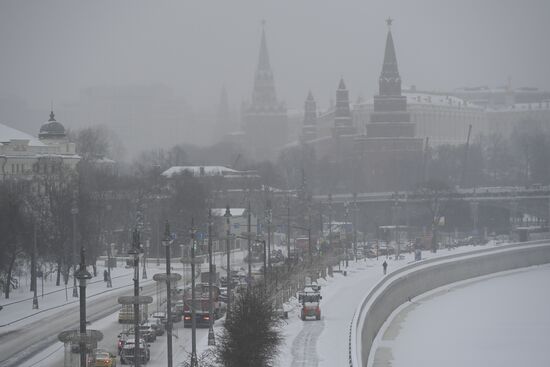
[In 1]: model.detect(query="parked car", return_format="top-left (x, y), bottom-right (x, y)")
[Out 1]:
top-left (127, 325), bottom-right (157, 343)
top-left (146, 318), bottom-right (165, 336)
top-left (120, 338), bottom-right (150, 365)
top-left (89, 349), bottom-right (117, 367)
top-left (150, 311), bottom-right (167, 325)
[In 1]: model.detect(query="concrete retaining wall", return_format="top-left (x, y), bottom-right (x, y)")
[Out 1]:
top-left (350, 241), bottom-right (550, 367)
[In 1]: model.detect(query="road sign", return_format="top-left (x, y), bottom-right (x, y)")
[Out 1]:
top-left (117, 295), bottom-right (153, 305)
top-left (152, 273), bottom-right (182, 282)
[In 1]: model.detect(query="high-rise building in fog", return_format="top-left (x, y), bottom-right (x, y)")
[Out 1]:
top-left (354, 19), bottom-right (424, 191)
top-left (242, 23), bottom-right (288, 160)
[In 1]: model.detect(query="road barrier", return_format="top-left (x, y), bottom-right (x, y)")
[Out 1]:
top-left (349, 240), bottom-right (550, 367)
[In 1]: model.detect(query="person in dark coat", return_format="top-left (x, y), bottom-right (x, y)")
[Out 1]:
top-left (103, 269), bottom-right (108, 282)
top-left (382, 260), bottom-right (388, 275)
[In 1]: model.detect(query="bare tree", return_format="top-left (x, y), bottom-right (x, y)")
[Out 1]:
top-left (416, 179), bottom-right (454, 253)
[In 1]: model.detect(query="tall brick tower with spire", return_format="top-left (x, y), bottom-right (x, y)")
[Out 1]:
top-left (355, 18), bottom-right (424, 191)
top-left (301, 91), bottom-right (317, 142)
top-left (243, 22), bottom-right (287, 160)
top-left (333, 78), bottom-right (356, 137)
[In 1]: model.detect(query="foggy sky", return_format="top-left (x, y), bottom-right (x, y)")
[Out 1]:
top-left (1, 0), bottom-right (549, 111)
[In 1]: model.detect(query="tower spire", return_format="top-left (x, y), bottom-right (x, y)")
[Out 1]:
top-left (379, 17), bottom-right (401, 96)
top-left (257, 20), bottom-right (270, 71)
top-left (251, 20), bottom-right (278, 108)
top-left (49, 100), bottom-right (55, 121)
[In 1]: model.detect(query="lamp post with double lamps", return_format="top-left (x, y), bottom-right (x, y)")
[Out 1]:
top-left (207, 208), bottom-right (215, 346)
top-left (189, 219), bottom-right (198, 367)
top-left (75, 247), bottom-right (92, 367)
top-left (71, 198), bottom-right (79, 298)
top-left (128, 229), bottom-right (142, 367)
top-left (105, 204), bottom-right (113, 288)
top-left (224, 206), bottom-right (232, 320)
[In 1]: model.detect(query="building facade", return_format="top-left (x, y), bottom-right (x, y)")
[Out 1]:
top-left (0, 111), bottom-right (79, 181)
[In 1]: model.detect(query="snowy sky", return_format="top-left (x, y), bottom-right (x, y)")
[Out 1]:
top-left (1, 0), bottom-right (549, 110)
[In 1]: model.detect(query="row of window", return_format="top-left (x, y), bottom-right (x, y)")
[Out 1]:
top-left (9, 162), bottom-right (59, 174)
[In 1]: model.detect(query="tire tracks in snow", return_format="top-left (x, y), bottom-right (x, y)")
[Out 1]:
top-left (290, 319), bottom-right (325, 367)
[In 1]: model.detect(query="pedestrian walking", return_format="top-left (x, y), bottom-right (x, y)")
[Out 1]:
top-left (103, 269), bottom-right (108, 282)
top-left (382, 260), bottom-right (388, 275)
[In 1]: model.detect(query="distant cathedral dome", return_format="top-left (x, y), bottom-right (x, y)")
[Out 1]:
top-left (39, 110), bottom-right (66, 139)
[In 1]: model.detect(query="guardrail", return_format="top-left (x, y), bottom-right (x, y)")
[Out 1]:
top-left (349, 240), bottom-right (550, 367)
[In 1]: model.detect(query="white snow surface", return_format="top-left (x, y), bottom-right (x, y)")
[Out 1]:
top-left (373, 264), bottom-right (550, 367)
top-left (162, 165), bottom-right (237, 178)
top-left (0, 122), bottom-right (45, 146)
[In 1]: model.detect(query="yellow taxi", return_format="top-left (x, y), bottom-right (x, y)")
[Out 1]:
top-left (91, 349), bottom-right (117, 367)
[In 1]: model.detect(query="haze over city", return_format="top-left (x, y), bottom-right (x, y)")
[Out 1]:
top-left (1, 2), bottom-right (550, 367)
top-left (1, 0), bottom-right (550, 155)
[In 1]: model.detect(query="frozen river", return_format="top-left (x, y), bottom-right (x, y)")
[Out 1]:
top-left (373, 264), bottom-right (550, 367)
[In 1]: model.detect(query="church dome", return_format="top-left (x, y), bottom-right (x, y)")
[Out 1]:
top-left (39, 111), bottom-right (66, 139)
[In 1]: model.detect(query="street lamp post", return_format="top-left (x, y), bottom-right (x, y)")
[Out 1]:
top-left (71, 199), bottom-right (79, 298)
top-left (162, 222), bottom-right (173, 367)
top-left (224, 205), bottom-right (232, 320)
top-left (129, 229), bottom-right (142, 367)
top-left (247, 201), bottom-right (252, 282)
top-left (328, 193), bottom-right (333, 250)
top-left (207, 209), bottom-right (215, 346)
top-left (106, 204), bottom-right (112, 288)
top-left (76, 247), bottom-right (92, 367)
top-left (287, 194), bottom-right (291, 268)
top-left (265, 199), bottom-right (272, 271)
top-left (353, 193), bottom-right (358, 263)
top-left (261, 237), bottom-right (267, 283)
top-left (32, 221), bottom-right (38, 309)
top-left (344, 202), bottom-right (350, 268)
top-left (190, 219), bottom-right (198, 367)
top-left (142, 240), bottom-right (148, 279)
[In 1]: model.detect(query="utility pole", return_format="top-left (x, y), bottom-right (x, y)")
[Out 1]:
top-left (224, 205), bottom-right (232, 320)
top-left (207, 209), bottom-right (215, 346)
top-left (190, 219), bottom-right (198, 367)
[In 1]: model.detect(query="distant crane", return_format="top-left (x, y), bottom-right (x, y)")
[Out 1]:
top-left (232, 153), bottom-right (241, 170)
